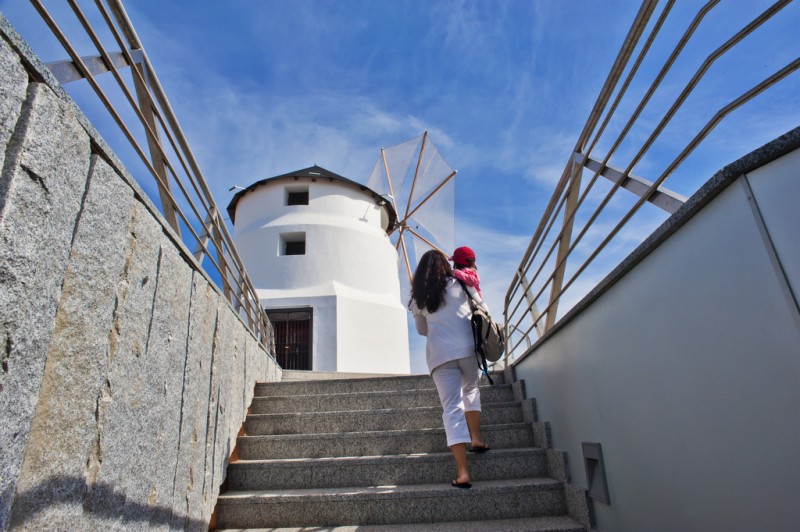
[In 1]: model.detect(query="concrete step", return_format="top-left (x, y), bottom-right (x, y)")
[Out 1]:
top-left (227, 448), bottom-right (549, 491)
top-left (280, 370), bottom-right (409, 381)
top-left (215, 477), bottom-right (567, 529)
top-left (256, 375), bottom-right (434, 396)
top-left (245, 402), bottom-right (523, 436)
top-left (256, 373), bottom-right (506, 396)
top-left (237, 423), bottom-right (534, 460)
top-left (250, 384), bottom-right (515, 414)
top-left (216, 515), bottom-right (586, 531)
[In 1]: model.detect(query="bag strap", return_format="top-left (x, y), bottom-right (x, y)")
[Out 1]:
top-left (457, 277), bottom-right (478, 307)
top-left (456, 278), bottom-right (493, 385)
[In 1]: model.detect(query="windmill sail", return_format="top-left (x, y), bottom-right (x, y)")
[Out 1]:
top-left (367, 132), bottom-right (456, 299)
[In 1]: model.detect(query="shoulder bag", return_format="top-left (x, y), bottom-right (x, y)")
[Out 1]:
top-left (457, 280), bottom-right (506, 382)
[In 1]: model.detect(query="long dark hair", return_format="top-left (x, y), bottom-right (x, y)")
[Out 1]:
top-left (410, 250), bottom-right (452, 313)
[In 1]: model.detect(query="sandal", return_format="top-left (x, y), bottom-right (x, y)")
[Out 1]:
top-left (451, 479), bottom-right (472, 489)
top-left (469, 444), bottom-right (490, 453)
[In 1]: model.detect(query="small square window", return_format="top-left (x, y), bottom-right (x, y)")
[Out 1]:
top-left (286, 188), bottom-right (309, 206)
top-left (285, 241), bottom-right (305, 255)
top-left (279, 232), bottom-right (306, 256)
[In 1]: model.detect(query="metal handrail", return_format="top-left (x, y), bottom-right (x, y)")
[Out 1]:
top-left (490, 322), bottom-right (532, 371)
top-left (26, 0), bottom-right (273, 349)
top-left (503, 0), bottom-right (799, 363)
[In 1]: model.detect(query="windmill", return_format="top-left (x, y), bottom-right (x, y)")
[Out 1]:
top-left (367, 132), bottom-right (457, 294)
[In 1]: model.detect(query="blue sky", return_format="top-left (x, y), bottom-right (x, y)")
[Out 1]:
top-left (3, 1), bottom-right (798, 373)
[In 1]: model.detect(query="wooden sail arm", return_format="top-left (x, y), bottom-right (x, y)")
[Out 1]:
top-left (405, 226), bottom-right (448, 256)
top-left (398, 231), bottom-right (414, 284)
top-left (402, 131), bottom-right (428, 221)
top-left (397, 169), bottom-right (457, 226)
top-left (382, 146), bottom-right (402, 235)
top-left (394, 225), bottom-right (405, 252)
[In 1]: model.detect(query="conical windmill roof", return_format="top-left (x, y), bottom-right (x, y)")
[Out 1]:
top-left (226, 165), bottom-right (397, 231)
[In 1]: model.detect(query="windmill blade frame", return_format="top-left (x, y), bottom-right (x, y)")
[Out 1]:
top-left (369, 131), bottom-right (457, 288)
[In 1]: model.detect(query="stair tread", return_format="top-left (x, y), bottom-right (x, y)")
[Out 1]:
top-left (230, 447), bottom-right (545, 468)
top-left (257, 374), bottom-right (433, 387)
top-left (253, 374), bottom-right (506, 397)
top-left (247, 401), bottom-right (520, 418)
top-left (216, 515), bottom-right (585, 532)
top-left (240, 422), bottom-right (531, 441)
top-left (258, 372), bottom-right (504, 386)
top-left (253, 383), bottom-right (507, 399)
top-left (279, 370), bottom-right (412, 381)
top-left (218, 477), bottom-right (562, 502)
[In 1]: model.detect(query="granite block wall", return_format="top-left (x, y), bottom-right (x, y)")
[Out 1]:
top-left (0, 15), bottom-right (281, 531)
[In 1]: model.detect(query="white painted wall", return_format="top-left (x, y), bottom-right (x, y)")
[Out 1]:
top-left (233, 178), bottom-right (410, 374)
top-left (335, 286), bottom-right (411, 374)
top-left (747, 148), bottom-right (800, 302)
top-left (513, 149), bottom-right (800, 531)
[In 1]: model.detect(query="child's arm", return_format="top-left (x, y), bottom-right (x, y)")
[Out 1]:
top-left (467, 285), bottom-right (490, 314)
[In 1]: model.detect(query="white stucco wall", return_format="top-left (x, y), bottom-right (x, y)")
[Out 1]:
top-left (232, 177), bottom-right (410, 374)
top-left (513, 147), bottom-right (800, 531)
top-left (335, 285), bottom-right (411, 374)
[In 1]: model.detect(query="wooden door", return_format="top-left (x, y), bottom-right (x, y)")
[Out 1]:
top-left (267, 309), bottom-right (312, 370)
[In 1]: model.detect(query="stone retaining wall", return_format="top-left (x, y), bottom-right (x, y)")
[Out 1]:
top-left (0, 15), bottom-right (281, 531)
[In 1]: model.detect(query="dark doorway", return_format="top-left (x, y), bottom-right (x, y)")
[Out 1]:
top-left (267, 309), bottom-right (312, 370)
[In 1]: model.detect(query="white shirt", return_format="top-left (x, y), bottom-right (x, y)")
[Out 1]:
top-left (408, 277), bottom-right (489, 373)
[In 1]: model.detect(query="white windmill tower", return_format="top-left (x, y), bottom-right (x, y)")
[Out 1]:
top-left (367, 132), bottom-right (458, 293)
top-left (227, 165), bottom-right (410, 375)
top-left (226, 135), bottom-right (454, 375)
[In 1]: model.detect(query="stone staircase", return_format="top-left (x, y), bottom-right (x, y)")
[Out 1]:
top-left (214, 369), bottom-right (593, 530)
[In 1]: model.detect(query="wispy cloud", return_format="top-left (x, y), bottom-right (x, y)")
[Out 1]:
top-left (428, 1), bottom-right (514, 63)
top-left (163, 81), bottom-right (451, 202)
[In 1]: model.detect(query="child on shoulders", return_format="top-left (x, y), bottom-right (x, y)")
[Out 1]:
top-left (450, 246), bottom-right (482, 297)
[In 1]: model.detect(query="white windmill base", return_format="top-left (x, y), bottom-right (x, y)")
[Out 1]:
top-left (262, 289), bottom-right (411, 375)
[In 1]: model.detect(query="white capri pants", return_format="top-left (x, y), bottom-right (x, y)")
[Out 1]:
top-left (431, 354), bottom-right (482, 447)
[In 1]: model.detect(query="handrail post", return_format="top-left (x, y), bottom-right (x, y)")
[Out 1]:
top-left (131, 61), bottom-right (181, 235)
top-left (516, 269), bottom-right (545, 338)
top-left (545, 158), bottom-right (582, 330)
top-left (210, 210), bottom-right (233, 303)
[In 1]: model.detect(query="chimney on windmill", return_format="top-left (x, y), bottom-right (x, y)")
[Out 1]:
top-left (227, 165), bottom-right (411, 374)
